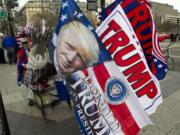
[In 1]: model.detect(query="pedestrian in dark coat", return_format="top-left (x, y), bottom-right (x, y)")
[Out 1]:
top-left (2, 35), bottom-right (17, 64)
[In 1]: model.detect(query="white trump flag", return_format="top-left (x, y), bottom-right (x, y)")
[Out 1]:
top-left (96, 5), bottom-right (162, 115)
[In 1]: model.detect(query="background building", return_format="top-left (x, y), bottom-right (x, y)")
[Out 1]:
top-left (19, 0), bottom-right (180, 33)
top-left (20, 0), bottom-right (89, 23)
top-left (20, 0), bottom-right (104, 30)
top-left (151, 2), bottom-right (180, 32)
top-left (20, 0), bottom-right (60, 24)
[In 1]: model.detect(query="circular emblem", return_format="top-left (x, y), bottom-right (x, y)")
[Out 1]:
top-left (105, 77), bottom-right (129, 105)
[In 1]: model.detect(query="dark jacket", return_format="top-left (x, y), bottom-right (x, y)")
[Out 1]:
top-left (2, 36), bottom-right (17, 48)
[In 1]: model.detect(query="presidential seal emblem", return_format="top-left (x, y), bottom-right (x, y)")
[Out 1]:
top-left (105, 77), bottom-right (129, 105)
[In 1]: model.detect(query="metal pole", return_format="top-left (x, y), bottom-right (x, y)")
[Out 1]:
top-left (7, 7), bottom-right (14, 36)
top-left (41, 0), bottom-right (44, 18)
top-left (101, 0), bottom-right (105, 10)
top-left (0, 0), bottom-right (3, 7)
top-left (41, 0), bottom-right (45, 35)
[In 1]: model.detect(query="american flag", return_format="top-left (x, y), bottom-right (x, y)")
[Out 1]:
top-left (99, 0), bottom-right (168, 80)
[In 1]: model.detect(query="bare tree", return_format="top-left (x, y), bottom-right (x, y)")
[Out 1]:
top-left (30, 10), bottom-right (57, 34)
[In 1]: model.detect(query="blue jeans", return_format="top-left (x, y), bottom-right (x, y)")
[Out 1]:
top-left (7, 47), bottom-right (16, 64)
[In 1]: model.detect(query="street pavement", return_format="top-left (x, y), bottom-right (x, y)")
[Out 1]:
top-left (139, 71), bottom-right (180, 135)
top-left (161, 40), bottom-right (180, 72)
top-left (0, 64), bottom-right (80, 135)
top-left (0, 40), bottom-right (180, 135)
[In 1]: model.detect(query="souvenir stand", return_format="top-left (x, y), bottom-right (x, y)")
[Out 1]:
top-left (23, 33), bottom-right (59, 119)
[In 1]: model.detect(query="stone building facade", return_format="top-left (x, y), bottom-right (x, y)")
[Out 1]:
top-left (20, 0), bottom-right (88, 25)
top-left (20, 0), bottom-right (60, 24)
top-left (151, 2), bottom-right (180, 25)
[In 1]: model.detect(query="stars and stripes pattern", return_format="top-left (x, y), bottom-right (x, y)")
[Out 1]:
top-left (99, 0), bottom-right (168, 80)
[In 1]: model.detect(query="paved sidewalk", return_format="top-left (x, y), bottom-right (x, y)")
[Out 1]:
top-left (139, 89), bottom-right (180, 135)
top-left (0, 64), bottom-right (74, 122)
top-left (6, 111), bottom-right (80, 135)
top-left (139, 71), bottom-right (180, 135)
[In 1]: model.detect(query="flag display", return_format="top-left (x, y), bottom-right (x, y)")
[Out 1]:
top-left (96, 5), bottom-right (162, 115)
top-left (55, 78), bottom-right (70, 101)
top-left (48, 0), bottom-right (111, 75)
top-left (70, 62), bottom-right (152, 135)
top-left (48, 0), bottom-right (111, 101)
top-left (48, 0), bottom-right (154, 134)
top-left (99, 0), bottom-right (168, 80)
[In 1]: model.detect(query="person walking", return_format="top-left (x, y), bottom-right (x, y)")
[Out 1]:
top-left (2, 34), bottom-right (17, 64)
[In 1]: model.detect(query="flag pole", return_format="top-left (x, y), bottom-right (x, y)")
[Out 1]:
top-left (101, 0), bottom-right (105, 10)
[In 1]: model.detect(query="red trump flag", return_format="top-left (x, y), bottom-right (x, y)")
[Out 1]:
top-left (96, 4), bottom-right (162, 115)
top-left (99, 0), bottom-right (168, 81)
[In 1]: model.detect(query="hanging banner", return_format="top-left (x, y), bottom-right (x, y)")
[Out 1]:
top-left (96, 4), bottom-right (162, 115)
top-left (99, 0), bottom-right (168, 80)
top-left (48, 0), bottom-right (111, 75)
top-left (70, 62), bottom-right (152, 135)
top-left (48, 0), bottom-right (153, 134)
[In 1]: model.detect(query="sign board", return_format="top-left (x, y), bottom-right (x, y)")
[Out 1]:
top-left (0, 8), bottom-right (7, 18)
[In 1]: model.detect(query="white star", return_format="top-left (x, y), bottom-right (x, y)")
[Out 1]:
top-left (73, 11), bottom-right (78, 16)
top-left (62, 1), bottom-right (68, 9)
top-left (153, 58), bottom-right (158, 62)
top-left (88, 25), bottom-right (93, 31)
top-left (77, 13), bottom-right (83, 19)
top-left (60, 14), bottom-right (68, 22)
top-left (158, 64), bottom-right (163, 68)
top-left (165, 68), bottom-right (168, 72)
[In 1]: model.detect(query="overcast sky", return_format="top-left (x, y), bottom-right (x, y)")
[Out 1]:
top-left (18, 0), bottom-right (28, 9)
top-left (18, 0), bottom-right (180, 12)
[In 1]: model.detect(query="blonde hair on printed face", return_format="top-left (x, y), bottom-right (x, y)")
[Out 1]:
top-left (57, 21), bottom-right (99, 66)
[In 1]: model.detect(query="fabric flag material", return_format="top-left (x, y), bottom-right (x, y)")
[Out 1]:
top-left (55, 80), bottom-right (70, 101)
top-left (17, 47), bottom-right (28, 86)
top-left (49, 0), bottom-right (153, 134)
top-left (99, 0), bottom-right (168, 80)
top-left (96, 5), bottom-right (162, 115)
top-left (70, 62), bottom-right (152, 135)
top-left (48, 0), bottom-right (111, 101)
top-left (48, 0), bottom-right (111, 71)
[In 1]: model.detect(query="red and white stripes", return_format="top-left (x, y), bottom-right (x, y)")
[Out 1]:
top-left (82, 61), bottom-right (152, 135)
